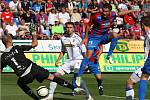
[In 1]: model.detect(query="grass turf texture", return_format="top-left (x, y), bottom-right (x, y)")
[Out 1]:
top-left (1, 73), bottom-right (150, 100)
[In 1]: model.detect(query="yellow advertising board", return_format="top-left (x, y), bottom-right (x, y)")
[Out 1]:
top-left (99, 53), bottom-right (145, 72)
top-left (103, 40), bottom-right (144, 53)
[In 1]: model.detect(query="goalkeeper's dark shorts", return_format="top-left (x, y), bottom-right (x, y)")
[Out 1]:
top-left (18, 63), bottom-right (49, 84)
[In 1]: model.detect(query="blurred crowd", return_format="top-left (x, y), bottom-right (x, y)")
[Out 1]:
top-left (0, 0), bottom-right (150, 40)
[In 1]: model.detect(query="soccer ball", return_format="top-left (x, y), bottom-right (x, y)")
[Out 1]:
top-left (37, 86), bottom-right (49, 98)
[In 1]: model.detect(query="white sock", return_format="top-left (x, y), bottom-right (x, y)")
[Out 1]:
top-left (49, 82), bottom-right (57, 94)
top-left (126, 89), bottom-right (134, 98)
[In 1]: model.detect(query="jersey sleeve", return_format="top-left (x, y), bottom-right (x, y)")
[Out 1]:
top-left (17, 45), bottom-right (33, 51)
top-left (0, 55), bottom-right (7, 70)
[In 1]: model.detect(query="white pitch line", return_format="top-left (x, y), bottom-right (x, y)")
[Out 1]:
top-left (102, 95), bottom-right (150, 100)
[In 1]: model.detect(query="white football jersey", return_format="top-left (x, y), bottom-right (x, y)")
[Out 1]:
top-left (133, 33), bottom-right (150, 80)
top-left (61, 33), bottom-right (86, 60)
top-left (144, 35), bottom-right (150, 60)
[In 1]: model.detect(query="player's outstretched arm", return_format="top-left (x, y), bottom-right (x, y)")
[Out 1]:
top-left (32, 34), bottom-right (38, 48)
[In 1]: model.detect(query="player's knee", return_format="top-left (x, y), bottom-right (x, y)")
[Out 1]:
top-left (96, 74), bottom-right (101, 80)
top-left (54, 72), bottom-right (62, 77)
top-left (126, 79), bottom-right (134, 86)
top-left (141, 74), bottom-right (149, 80)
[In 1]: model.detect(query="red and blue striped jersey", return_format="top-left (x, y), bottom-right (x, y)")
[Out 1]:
top-left (90, 12), bottom-right (117, 36)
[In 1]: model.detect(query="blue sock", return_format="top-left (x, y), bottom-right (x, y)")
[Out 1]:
top-left (78, 57), bottom-right (89, 76)
top-left (138, 80), bottom-right (147, 100)
top-left (72, 73), bottom-right (77, 92)
top-left (107, 37), bottom-right (118, 59)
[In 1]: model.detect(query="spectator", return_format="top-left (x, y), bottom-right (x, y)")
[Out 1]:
top-left (67, 0), bottom-right (74, 15)
top-left (19, 8), bottom-right (33, 24)
top-left (118, 0), bottom-right (128, 12)
top-left (58, 7), bottom-right (70, 26)
top-left (36, 9), bottom-right (48, 27)
top-left (34, 21), bottom-right (45, 39)
top-left (70, 7), bottom-right (81, 23)
top-left (130, 21), bottom-right (142, 40)
top-left (32, 0), bottom-right (43, 14)
top-left (1, 6), bottom-right (13, 24)
top-left (0, 0), bottom-right (9, 12)
top-left (51, 19), bottom-right (64, 37)
top-left (9, 0), bottom-right (18, 17)
top-left (18, 0), bottom-right (31, 12)
top-left (16, 19), bottom-right (30, 39)
top-left (47, 8), bottom-right (58, 25)
top-left (5, 21), bottom-right (18, 38)
top-left (123, 13), bottom-right (135, 35)
top-left (78, 0), bottom-right (88, 18)
top-left (44, 0), bottom-right (54, 14)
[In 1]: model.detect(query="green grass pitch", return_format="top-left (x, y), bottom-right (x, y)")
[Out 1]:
top-left (0, 73), bottom-right (150, 100)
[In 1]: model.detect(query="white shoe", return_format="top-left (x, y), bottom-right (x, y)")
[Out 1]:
top-left (41, 94), bottom-right (53, 100)
top-left (86, 95), bottom-right (94, 100)
top-left (74, 87), bottom-right (85, 95)
top-left (76, 77), bottom-right (81, 87)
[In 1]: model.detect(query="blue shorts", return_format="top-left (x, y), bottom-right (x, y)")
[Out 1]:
top-left (142, 56), bottom-right (150, 75)
top-left (88, 61), bottom-right (101, 75)
top-left (87, 34), bottom-right (109, 50)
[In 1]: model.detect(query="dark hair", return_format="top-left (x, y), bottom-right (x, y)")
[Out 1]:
top-left (65, 22), bottom-right (75, 27)
top-left (141, 16), bottom-right (150, 27)
top-left (2, 33), bottom-right (12, 46)
top-left (103, 3), bottom-right (112, 11)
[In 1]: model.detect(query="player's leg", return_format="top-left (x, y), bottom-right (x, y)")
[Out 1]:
top-left (78, 37), bottom-right (100, 76)
top-left (106, 33), bottom-right (119, 63)
top-left (125, 67), bottom-right (144, 100)
top-left (126, 75), bottom-right (136, 100)
top-left (76, 37), bottom-right (100, 86)
top-left (95, 74), bottom-right (103, 95)
top-left (47, 63), bottom-right (72, 99)
top-left (88, 61), bottom-right (103, 95)
top-left (47, 72), bottom-right (63, 100)
top-left (73, 60), bottom-right (92, 99)
top-left (138, 62), bottom-right (150, 99)
top-left (138, 57), bottom-right (150, 100)
top-left (138, 74), bottom-right (149, 100)
top-left (73, 69), bottom-right (92, 99)
top-left (17, 75), bottom-right (39, 100)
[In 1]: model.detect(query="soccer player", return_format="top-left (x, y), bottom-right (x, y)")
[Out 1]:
top-left (126, 32), bottom-right (150, 100)
top-left (47, 22), bottom-right (93, 100)
top-left (76, 3), bottom-right (136, 94)
top-left (138, 16), bottom-right (150, 100)
top-left (0, 32), bottom-right (72, 100)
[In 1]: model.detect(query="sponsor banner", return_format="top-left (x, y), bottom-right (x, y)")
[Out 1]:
top-left (3, 53), bottom-right (145, 72)
top-left (0, 40), bottom-right (62, 52)
top-left (99, 53), bottom-right (145, 72)
top-left (103, 40), bottom-right (144, 53)
top-left (3, 53), bottom-right (68, 72)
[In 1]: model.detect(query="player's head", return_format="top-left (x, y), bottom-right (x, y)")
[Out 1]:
top-left (65, 22), bottom-right (75, 36)
top-left (141, 16), bottom-right (150, 32)
top-left (102, 3), bottom-right (112, 17)
top-left (1, 31), bottom-right (13, 47)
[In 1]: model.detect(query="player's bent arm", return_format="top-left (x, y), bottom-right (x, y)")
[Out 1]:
top-left (32, 34), bottom-right (38, 47)
top-left (55, 51), bottom-right (65, 66)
